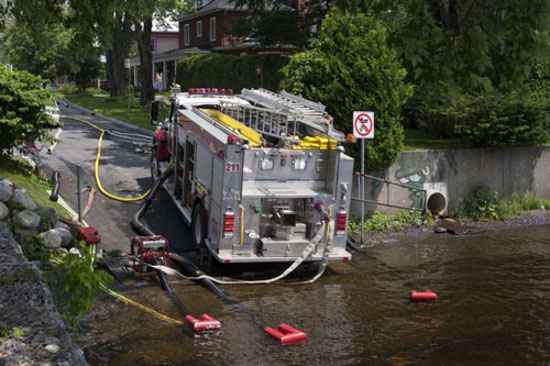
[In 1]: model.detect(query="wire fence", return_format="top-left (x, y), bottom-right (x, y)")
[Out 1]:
top-left (351, 172), bottom-right (428, 244)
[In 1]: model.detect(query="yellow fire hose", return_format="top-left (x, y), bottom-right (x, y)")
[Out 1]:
top-left (63, 117), bottom-right (150, 202)
top-left (100, 284), bottom-right (184, 326)
top-left (60, 117), bottom-right (187, 324)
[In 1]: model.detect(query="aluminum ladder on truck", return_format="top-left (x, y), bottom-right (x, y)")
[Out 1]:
top-left (219, 102), bottom-right (299, 141)
top-left (240, 88), bottom-right (345, 142)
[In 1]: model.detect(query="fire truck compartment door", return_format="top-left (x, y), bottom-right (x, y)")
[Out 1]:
top-left (242, 182), bottom-right (319, 198)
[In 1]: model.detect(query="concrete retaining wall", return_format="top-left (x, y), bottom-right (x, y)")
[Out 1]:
top-left (351, 145), bottom-right (550, 216)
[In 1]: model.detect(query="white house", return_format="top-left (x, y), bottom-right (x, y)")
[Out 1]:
top-left (127, 19), bottom-right (187, 91)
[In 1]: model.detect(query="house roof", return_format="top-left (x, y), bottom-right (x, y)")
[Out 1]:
top-left (153, 18), bottom-right (179, 32)
top-left (198, 0), bottom-right (243, 11)
top-left (178, 0), bottom-right (247, 21)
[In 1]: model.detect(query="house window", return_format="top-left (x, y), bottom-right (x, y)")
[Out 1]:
top-left (150, 39), bottom-right (157, 51)
top-left (184, 23), bottom-right (190, 46)
top-left (196, 20), bottom-right (202, 38)
top-left (209, 17), bottom-right (216, 42)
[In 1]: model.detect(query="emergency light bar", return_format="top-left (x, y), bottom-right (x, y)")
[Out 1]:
top-left (188, 88), bottom-right (234, 96)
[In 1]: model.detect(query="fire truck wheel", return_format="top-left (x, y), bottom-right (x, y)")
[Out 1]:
top-left (191, 202), bottom-right (208, 248)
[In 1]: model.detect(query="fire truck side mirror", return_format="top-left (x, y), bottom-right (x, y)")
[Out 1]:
top-left (151, 101), bottom-right (160, 125)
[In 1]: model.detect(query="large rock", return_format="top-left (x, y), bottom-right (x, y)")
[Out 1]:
top-left (0, 220), bottom-right (11, 233)
top-left (13, 210), bottom-right (41, 230)
top-left (9, 189), bottom-right (37, 211)
top-left (53, 227), bottom-right (74, 247)
top-left (0, 179), bottom-right (14, 202)
top-left (55, 221), bottom-right (71, 231)
top-left (37, 207), bottom-right (58, 231)
top-left (0, 201), bottom-right (9, 221)
top-left (38, 229), bottom-right (63, 249)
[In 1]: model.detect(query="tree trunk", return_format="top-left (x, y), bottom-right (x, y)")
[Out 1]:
top-left (137, 16), bottom-right (154, 105)
top-left (108, 45), bottom-right (128, 96)
top-left (106, 14), bottom-right (131, 97)
top-left (448, 0), bottom-right (460, 33)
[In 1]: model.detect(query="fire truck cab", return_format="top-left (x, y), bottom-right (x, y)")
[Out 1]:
top-left (151, 88), bottom-right (353, 264)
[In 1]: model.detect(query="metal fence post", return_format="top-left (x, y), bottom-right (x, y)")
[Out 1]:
top-left (76, 166), bottom-right (82, 223)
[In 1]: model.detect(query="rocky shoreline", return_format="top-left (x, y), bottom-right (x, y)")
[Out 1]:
top-left (0, 178), bottom-right (88, 366)
top-left (353, 209), bottom-right (550, 247)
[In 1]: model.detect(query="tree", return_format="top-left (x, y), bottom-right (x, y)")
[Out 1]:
top-left (233, 9), bottom-right (308, 48)
top-left (68, 0), bottom-right (133, 96)
top-left (331, 1), bottom-right (550, 121)
top-left (4, 22), bottom-right (73, 80)
top-left (231, 0), bottom-right (308, 48)
top-left (4, 0), bottom-right (101, 84)
top-left (282, 11), bottom-right (413, 171)
top-left (0, 65), bottom-right (59, 154)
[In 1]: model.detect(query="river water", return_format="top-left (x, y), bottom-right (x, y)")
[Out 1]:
top-left (81, 224), bottom-right (550, 365)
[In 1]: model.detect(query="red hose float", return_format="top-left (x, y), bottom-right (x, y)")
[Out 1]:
top-left (264, 323), bottom-right (307, 345)
top-left (410, 290), bottom-right (438, 303)
top-left (185, 314), bottom-right (222, 332)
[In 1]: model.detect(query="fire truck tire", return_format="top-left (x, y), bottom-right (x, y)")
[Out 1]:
top-left (191, 202), bottom-right (208, 249)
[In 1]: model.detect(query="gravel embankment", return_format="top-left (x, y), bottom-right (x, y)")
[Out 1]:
top-left (0, 229), bottom-right (88, 365)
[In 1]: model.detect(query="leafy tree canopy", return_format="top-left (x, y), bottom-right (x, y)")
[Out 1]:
top-left (232, 9), bottom-right (308, 48)
top-left (0, 65), bottom-right (59, 154)
top-left (283, 10), bottom-right (413, 171)
top-left (334, 0), bottom-right (550, 94)
top-left (5, 22), bottom-right (74, 80)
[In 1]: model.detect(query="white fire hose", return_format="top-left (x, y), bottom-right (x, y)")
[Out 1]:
top-left (135, 218), bottom-right (333, 285)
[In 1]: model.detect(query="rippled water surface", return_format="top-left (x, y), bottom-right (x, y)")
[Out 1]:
top-left (81, 225), bottom-right (550, 365)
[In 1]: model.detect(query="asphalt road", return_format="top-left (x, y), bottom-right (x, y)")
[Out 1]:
top-left (41, 105), bottom-right (193, 254)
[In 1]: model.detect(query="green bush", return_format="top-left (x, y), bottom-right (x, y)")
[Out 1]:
top-left (461, 185), bottom-right (499, 221)
top-left (282, 11), bottom-right (413, 172)
top-left (413, 84), bottom-right (550, 146)
top-left (349, 210), bottom-right (428, 233)
top-left (454, 92), bottom-right (549, 146)
top-left (0, 65), bottom-right (59, 155)
top-left (460, 186), bottom-right (549, 221)
top-left (47, 245), bottom-right (112, 327)
top-left (20, 236), bottom-right (49, 262)
top-left (176, 54), bottom-right (289, 92)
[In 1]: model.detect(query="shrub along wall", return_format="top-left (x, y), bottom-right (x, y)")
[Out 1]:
top-left (176, 53), bottom-right (289, 92)
top-left (416, 90), bottom-right (550, 146)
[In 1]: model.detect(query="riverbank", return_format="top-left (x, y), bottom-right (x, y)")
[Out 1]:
top-left (0, 229), bottom-right (88, 365)
top-left (352, 208), bottom-right (550, 248)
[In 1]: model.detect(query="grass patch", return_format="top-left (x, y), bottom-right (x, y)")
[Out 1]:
top-left (66, 89), bottom-right (151, 130)
top-left (0, 157), bottom-right (70, 219)
top-left (404, 128), bottom-right (468, 151)
top-left (349, 210), bottom-right (431, 234)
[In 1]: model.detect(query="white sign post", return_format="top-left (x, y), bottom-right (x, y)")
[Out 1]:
top-left (353, 112), bottom-right (375, 244)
